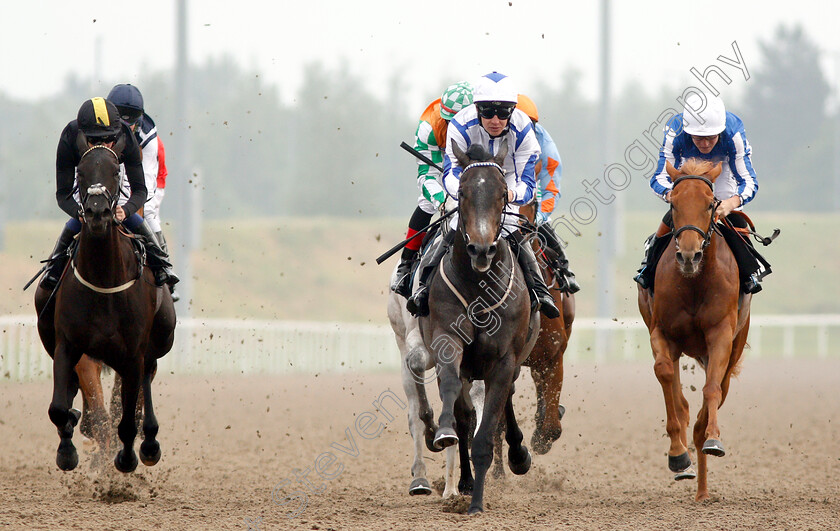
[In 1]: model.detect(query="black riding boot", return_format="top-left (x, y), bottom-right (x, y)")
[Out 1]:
top-left (509, 231), bottom-right (561, 319)
top-left (391, 248), bottom-right (418, 299)
top-left (537, 223), bottom-right (580, 294)
top-left (406, 230), bottom-right (455, 317)
top-left (39, 225), bottom-right (77, 291)
top-left (131, 221), bottom-right (179, 287)
top-left (155, 230), bottom-right (181, 301)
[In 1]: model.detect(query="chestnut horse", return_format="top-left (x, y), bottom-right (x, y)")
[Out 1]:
top-left (34, 133), bottom-right (175, 472)
top-left (419, 141), bottom-right (540, 514)
top-left (484, 203), bottom-right (576, 478)
top-left (638, 158), bottom-right (751, 501)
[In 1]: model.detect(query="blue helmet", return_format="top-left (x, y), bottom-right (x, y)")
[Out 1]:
top-left (107, 84), bottom-right (144, 124)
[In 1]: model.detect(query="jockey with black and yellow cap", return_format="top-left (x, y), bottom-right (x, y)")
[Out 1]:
top-left (39, 97), bottom-right (179, 292)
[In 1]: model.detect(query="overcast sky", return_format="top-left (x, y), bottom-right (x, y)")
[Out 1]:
top-left (2, 0), bottom-right (839, 111)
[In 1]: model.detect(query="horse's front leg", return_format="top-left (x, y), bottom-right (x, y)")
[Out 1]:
top-left (114, 358), bottom-right (142, 473)
top-left (468, 355), bottom-right (516, 515)
top-left (431, 331), bottom-right (463, 450)
top-left (139, 359), bottom-right (161, 467)
top-left (49, 341), bottom-right (83, 471)
top-left (700, 320), bottom-right (737, 455)
top-left (650, 328), bottom-right (694, 479)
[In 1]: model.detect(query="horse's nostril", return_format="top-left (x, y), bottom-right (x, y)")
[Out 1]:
top-left (693, 251), bottom-right (703, 263)
top-left (466, 243), bottom-right (478, 256)
top-left (675, 252), bottom-right (685, 265)
top-left (488, 243), bottom-right (497, 257)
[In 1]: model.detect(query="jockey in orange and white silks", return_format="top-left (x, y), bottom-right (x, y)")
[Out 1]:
top-left (406, 72), bottom-right (561, 319)
top-left (514, 94), bottom-right (579, 294)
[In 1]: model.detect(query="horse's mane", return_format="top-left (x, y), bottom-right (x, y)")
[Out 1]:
top-left (678, 158), bottom-right (717, 178)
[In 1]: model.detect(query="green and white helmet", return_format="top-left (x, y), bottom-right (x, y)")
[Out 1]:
top-left (440, 81), bottom-right (473, 121)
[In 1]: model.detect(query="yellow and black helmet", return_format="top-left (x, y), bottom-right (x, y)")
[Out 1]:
top-left (77, 97), bottom-right (121, 138)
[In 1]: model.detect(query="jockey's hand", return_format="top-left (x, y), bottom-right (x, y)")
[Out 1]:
top-left (536, 211), bottom-right (550, 225)
top-left (664, 191), bottom-right (672, 203)
top-left (715, 195), bottom-right (742, 219)
top-left (507, 189), bottom-right (515, 203)
top-left (115, 205), bottom-right (126, 222)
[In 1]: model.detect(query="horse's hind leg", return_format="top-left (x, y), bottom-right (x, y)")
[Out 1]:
top-left (114, 360), bottom-right (141, 473)
top-left (75, 356), bottom-right (110, 462)
top-left (139, 360), bottom-right (161, 466)
top-left (48, 342), bottom-right (83, 471)
top-left (530, 352), bottom-right (565, 455)
top-left (401, 347), bottom-right (433, 496)
top-left (503, 388), bottom-right (532, 475)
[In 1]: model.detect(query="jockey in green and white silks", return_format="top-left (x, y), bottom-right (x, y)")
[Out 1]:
top-left (390, 82), bottom-right (473, 299)
top-left (406, 72), bottom-right (561, 319)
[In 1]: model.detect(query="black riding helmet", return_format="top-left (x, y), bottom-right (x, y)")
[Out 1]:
top-left (107, 84), bottom-right (144, 125)
top-left (77, 97), bottom-right (122, 140)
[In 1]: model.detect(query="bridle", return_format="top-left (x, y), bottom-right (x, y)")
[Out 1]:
top-left (457, 161), bottom-right (508, 246)
top-left (670, 175), bottom-right (720, 251)
top-left (78, 145), bottom-right (120, 219)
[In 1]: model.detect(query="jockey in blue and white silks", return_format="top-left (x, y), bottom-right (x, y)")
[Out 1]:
top-left (635, 93), bottom-right (767, 295)
top-left (649, 102), bottom-right (758, 206)
top-left (442, 103), bottom-right (540, 236)
top-left (406, 71), bottom-right (561, 319)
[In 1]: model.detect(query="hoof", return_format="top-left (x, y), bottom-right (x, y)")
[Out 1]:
top-left (557, 403), bottom-right (566, 421)
top-left (702, 439), bottom-right (725, 457)
top-left (674, 466), bottom-right (697, 481)
top-left (458, 477), bottom-right (474, 496)
top-left (425, 428), bottom-right (443, 453)
top-left (433, 428), bottom-right (458, 450)
top-left (408, 477), bottom-right (432, 496)
top-left (668, 452), bottom-right (692, 472)
top-left (56, 440), bottom-right (78, 471)
top-left (467, 504), bottom-right (484, 515)
top-left (139, 440), bottom-right (161, 466)
top-left (114, 448), bottom-right (138, 473)
top-left (509, 446), bottom-right (532, 475)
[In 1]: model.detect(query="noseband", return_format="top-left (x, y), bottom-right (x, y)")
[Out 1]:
top-left (78, 145), bottom-right (120, 217)
top-left (458, 161), bottom-right (508, 245)
top-left (670, 175), bottom-right (720, 250)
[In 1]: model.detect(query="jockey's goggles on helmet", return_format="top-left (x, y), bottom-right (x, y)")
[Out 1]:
top-left (476, 102), bottom-right (516, 120)
top-left (91, 134), bottom-right (119, 145)
top-left (119, 108), bottom-right (143, 127)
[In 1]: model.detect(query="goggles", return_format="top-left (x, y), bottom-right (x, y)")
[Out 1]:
top-left (476, 103), bottom-right (515, 120)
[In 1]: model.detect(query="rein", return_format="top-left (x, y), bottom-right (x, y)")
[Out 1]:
top-left (670, 175), bottom-right (720, 250)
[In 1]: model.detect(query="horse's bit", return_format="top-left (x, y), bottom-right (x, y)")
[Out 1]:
top-left (670, 175), bottom-right (721, 250)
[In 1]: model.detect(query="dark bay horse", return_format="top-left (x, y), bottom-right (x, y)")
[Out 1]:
top-left (34, 133), bottom-right (175, 472)
top-left (638, 158), bottom-right (751, 501)
top-left (419, 141), bottom-right (540, 514)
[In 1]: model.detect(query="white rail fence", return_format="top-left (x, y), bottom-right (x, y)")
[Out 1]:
top-left (2, 314), bottom-right (838, 382)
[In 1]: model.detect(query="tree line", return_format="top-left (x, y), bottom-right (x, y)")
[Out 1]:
top-left (0, 24), bottom-right (834, 224)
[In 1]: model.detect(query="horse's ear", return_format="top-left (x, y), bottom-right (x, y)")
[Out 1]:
top-left (493, 140), bottom-right (509, 167)
top-left (665, 160), bottom-right (680, 180)
top-left (451, 140), bottom-right (470, 167)
top-left (75, 131), bottom-right (89, 155)
top-left (708, 161), bottom-right (723, 182)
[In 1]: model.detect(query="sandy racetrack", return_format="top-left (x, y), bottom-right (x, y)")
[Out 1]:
top-left (1, 358), bottom-right (838, 530)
